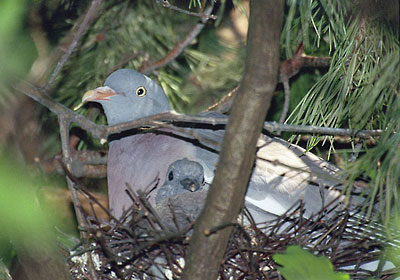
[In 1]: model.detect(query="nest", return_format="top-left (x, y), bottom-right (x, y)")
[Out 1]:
top-left (66, 189), bottom-right (399, 279)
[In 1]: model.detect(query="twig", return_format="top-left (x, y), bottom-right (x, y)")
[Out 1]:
top-left (156, 0), bottom-right (217, 20)
top-left (205, 85), bottom-right (239, 113)
top-left (59, 116), bottom-right (101, 280)
top-left (39, 150), bottom-right (107, 178)
top-left (263, 122), bottom-right (383, 138)
top-left (106, 115), bottom-right (384, 139)
top-left (60, 160), bottom-right (116, 221)
top-left (139, 3), bottom-right (214, 74)
top-left (207, 43), bottom-right (331, 113)
top-left (105, 52), bottom-right (142, 82)
top-left (95, 231), bottom-right (126, 279)
top-left (18, 81), bottom-right (384, 142)
top-left (15, 81), bottom-right (108, 140)
top-left (44, 0), bottom-right (103, 91)
top-left (59, 117), bottom-right (86, 233)
top-left (279, 78), bottom-right (290, 124)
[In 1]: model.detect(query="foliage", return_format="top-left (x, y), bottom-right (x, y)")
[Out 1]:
top-left (1, 0), bottom-right (399, 275)
top-left (0, 153), bottom-right (64, 264)
top-left (273, 245), bottom-right (349, 280)
top-left (0, 0), bottom-right (36, 99)
top-left (343, 97), bottom-right (400, 223)
top-left (283, 0), bottom-right (399, 223)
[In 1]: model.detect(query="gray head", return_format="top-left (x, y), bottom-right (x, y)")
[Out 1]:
top-left (156, 158), bottom-right (205, 205)
top-left (76, 69), bottom-right (170, 125)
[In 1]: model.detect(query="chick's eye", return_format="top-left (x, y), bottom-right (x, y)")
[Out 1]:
top-left (168, 171), bottom-right (174, 181)
top-left (135, 86), bottom-right (147, 97)
top-left (201, 177), bottom-right (205, 185)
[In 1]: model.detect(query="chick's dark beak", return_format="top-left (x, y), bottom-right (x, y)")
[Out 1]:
top-left (181, 178), bottom-right (200, 192)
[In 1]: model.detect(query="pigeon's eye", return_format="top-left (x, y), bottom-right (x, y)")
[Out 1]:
top-left (168, 171), bottom-right (174, 181)
top-left (201, 176), bottom-right (205, 185)
top-left (135, 86), bottom-right (147, 97)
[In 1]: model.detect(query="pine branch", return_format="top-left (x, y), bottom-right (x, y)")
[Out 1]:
top-left (44, 0), bottom-right (103, 91)
top-left (139, 3), bottom-right (214, 74)
top-left (155, 0), bottom-right (217, 20)
top-left (207, 43), bottom-right (332, 114)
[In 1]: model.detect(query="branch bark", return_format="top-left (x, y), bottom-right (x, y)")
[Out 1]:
top-left (17, 81), bottom-right (383, 141)
top-left (181, 1), bottom-right (284, 279)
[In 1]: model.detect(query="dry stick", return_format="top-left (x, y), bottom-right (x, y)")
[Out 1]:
top-left (279, 78), bottom-right (291, 124)
top-left (209, 43), bottom-right (331, 114)
top-left (59, 117), bottom-right (100, 280)
top-left (59, 160), bottom-right (116, 221)
top-left (44, 0), bottom-right (103, 91)
top-left (95, 231), bottom-right (126, 279)
top-left (105, 52), bottom-right (142, 81)
top-left (205, 85), bottom-right (239, 113)
top-left (47, 0), bottom-right (104, 271)
top-left (59, 117), bottom-right (86, 229)
top-left (156, 0), bottom-right (217, 20)
top-left (18, 81), bottom-right (384, 142)
top-left (41, 151), bottom-right (107, 178)
top-left (139, 4), bottom-right (214, 74)
top-left (16, 81), bottom-right (108, 139)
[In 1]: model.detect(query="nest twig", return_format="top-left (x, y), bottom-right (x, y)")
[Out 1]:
top-left (66, 189), bottom-right (399, 280)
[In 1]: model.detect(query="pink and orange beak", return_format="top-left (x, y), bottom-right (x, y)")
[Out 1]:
top-left (74, 86), bottom-right (119, 110)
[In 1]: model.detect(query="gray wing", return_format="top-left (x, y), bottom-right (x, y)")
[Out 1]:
top-left (245, 136), bottom-right (344, 222)
top-left (183, 123), bottom-right (345, 222)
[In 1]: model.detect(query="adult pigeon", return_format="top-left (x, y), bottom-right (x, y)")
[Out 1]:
top-left (78, 69), bottom-right (344, 222)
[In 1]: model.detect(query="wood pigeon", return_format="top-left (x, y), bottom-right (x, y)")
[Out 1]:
top-left (78, 69), bottom-right (345, 222)
top-left (154, 158), bottom-right (208, 231)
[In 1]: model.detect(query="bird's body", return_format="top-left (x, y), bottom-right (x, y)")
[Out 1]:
top-left (80, 69), bottom-right (345, 222)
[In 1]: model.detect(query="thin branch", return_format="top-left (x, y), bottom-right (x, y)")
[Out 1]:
top-left (208, 43), bottom-right (332, 113)
top-left (263, 122), bottom-right (383, 138)
top-left (18, 81), bottom-right (384, 142)
top-left (60, 161), bottom-right (115, 221)
top-left (279, 78), bottom-right (290, 124)
top-left (205, 85), bottom-right (239, 113)
top-left (39, 150), bottom-right (107, 178)
top-left (60, 119), bottom-right (100, 280)
top-left (59, 117), bottom-right (87, 236)
top-left (156, 0), bottom-right (217, 20)
top-left (105, 114), bottom-right (384, 139)
top-left (44, 0), bottom-right (103, 91)
top-left (139, 4), bottom-right (214, 74)
top-left (105, 52), bottom-right (142, 82)
top-left (15, 81), bottom-right (108, 140)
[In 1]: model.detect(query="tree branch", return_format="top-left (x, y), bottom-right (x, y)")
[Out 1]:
top-left (155, 0), bottom-right (217, 20)
top-left (208, 43), bottom-right (331, 113)
top-left (16, 80), bottom-right (383, 144)
top-left (181, 1), bottom-right (284, 278)
top-left (44, 0), bottom-right (103, 91)
top-left (139, 4), bottom-right (214, 75)
top-left (279, 78), bottom-right (291, 124)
